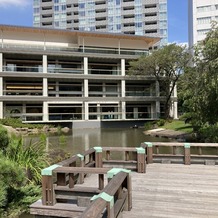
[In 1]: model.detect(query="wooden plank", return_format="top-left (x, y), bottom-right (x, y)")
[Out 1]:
top-left (54, 167), bottom-right (111, 174)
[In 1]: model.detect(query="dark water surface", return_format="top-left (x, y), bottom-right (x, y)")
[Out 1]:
top-left (21, 128), bottom-right (170, 218)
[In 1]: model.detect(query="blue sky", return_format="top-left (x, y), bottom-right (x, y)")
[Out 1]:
top-left (0, 0), bottom-right (188, 43)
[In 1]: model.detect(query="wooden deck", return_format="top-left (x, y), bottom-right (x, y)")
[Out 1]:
top-left (123, 164), bottom-right (218, 218)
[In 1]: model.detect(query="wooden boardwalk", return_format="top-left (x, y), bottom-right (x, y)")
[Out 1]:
top-left (123, 164), bottom-right (218, 218)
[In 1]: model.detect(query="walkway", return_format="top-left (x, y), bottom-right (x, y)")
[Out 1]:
top-left (122, 164), bottom-right (218, 218)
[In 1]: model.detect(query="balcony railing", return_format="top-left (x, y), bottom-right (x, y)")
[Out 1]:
top-left (3, 43), bottom-right (148, 56)
top-left (3, 66), bottom-right (42, 73)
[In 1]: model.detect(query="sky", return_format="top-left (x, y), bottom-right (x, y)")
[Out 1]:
top-left (0, 0), bottom-right (188, 43)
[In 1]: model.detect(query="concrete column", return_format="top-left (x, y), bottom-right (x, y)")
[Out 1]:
top-left (134, 107), bottom-right (138, 119)
top-left (43, 102), bottom-right (49, 122)
top-left (174, 101), bottom-right (178, 119)
top-left (84, 79), bottom-right (88, 97)
top-left (43, 78), bottom-right (48, 97)
top-left (174, 84), bottom-right (177, 98)
top-left (121, 59), bottom-right (125, 76)
top-left (150, 103), bottom-right (154, 119)
top-left (84, 102), bottom-right (89, 120)
top-left (56, 81), bottom-right (59, 97)
top-left (43, 55), bottom-right (47, 73)
top-left (0, 102), bottom-right (3, 119)
top-left (156, 101), bottom-right (160, 119)
top-left (84, 57), bottom-right (88, 75)
top-left (97, 103), bottom-right (101, 120)
top-left (0, 77), bottom-right (3, 96)
top-left (122, 102), bottom-right (126, 120)
top-left (155, 80), bottom-right (160, 118)
top-left (121, 80), bottom-right (125, 97)
top-left (0, 53), bottom-right (2, 71)
top-left (103, 83), bottom-right (106, 97)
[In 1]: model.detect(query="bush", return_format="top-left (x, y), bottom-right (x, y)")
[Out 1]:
top-left (0, 125), bottom-right (9, 151)
top-left (197, 125), bottom-right (218, 142)
top-left (156, 119), bottom-right (166, 127)
top-left (0, 118), bottom-right (52, 129)
top-left (144, 122), bottom-right (153, 130)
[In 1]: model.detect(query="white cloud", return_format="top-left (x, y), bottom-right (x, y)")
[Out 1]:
top-left (0, 0), bottom-right (30, 8)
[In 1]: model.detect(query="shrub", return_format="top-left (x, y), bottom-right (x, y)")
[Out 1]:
top-left (197, 125), bottom-right (218, 143)
top-left (0, 125), bottom-right (9, 151)
top-left (156, 119), bottom-right (165, 127)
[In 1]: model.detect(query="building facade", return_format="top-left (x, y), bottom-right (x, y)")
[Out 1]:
top-left (0, 25), bottom-right (177, 128)
top-left (189, 0), bottom-right (218, 48)
top-left (33, 0), bottom-right (168, 46)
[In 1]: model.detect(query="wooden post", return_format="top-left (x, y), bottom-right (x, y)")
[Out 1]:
top-left (125, 151), bottom-right (129, 161)
top-left (136, 148), bottom-right (146, 173)
top-left (144, 142), bottom-right (153, 164)
top-left (77, 154), bottom-right (85, 184)
top-left (184, 143), bottom-right (191, 165)
top-left (42, 175), bottom-right (55, 205)
top-left (127, 174), bottom-right (132, 211)
top-left (41, 164), bottom-right (60, 206)
top-left (106, 150), bottom-right (110, 160)
top-left (99, 174), bottom-right (104, 190)
top-left (69, 173), bottom-right (75, 188)
top-left (94, 147), bottom-right (103, 168)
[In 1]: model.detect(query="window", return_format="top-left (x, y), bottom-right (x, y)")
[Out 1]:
top-left (197, 29), bottom-right (210, 35)
top-left (197, 5), bottom-right (211, 13)
top-left (197, 17), bottom-right (211, 25)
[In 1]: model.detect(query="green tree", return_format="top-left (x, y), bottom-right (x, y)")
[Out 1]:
top-left (181, 22), bottom-right (218, 126)
top-left (129, 43), bottom-right (191, 118)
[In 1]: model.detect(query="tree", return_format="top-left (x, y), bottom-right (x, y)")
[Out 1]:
top-left (128, 43), bottom-right (191, 118)
top-left (181, 22), bottom-right (218, 126)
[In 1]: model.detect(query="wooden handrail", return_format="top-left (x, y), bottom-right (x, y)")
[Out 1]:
top-left (81, 171), bottom-right (131, 218)
top-left (141, 142), bottom-right (218, 165)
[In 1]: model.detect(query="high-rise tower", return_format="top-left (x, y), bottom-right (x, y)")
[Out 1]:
top-left (189, 0), bottom-right (218, 48)
top-left (33, 0), bottom-right (168, 46)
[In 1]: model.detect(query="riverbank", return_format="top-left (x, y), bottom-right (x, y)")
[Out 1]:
top-left (144, 128), bottom-right (194, 142)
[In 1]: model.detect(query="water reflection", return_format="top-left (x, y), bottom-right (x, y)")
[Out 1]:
top-left (24, 128), bottom-right (170, 155)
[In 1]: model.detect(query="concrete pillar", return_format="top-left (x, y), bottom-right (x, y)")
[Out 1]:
top-left (43, 78), bottom-right (48, 97)
top-left (103, 82), bottom-right (106, 97)
top-left (97, 103), bottom-right (101, 120)
top-left (43, 102), bottom-right (49, 122)
top-left (84, 102), bottom-right (89, 120)
top-left (56, 81), bottom-right (59, 97)
top-left (122, 102), bottom-right (126, 120)
top-left (43, 55), bottom-right (47, 73)
top-left (150, 103), bottom-right (154, 119)
top-left (155, 80), bottom-right (160, 118)
top-left (173, 101), bottom-right (178, 119)
top-left (121, 80), bottom-right (125, 97)
top-left (84, 79), bottom-right (88, 97)
top-left (84, 57), bottom-right (88, 75)
top-left (121, 59), bottom-right (125, 76)
top-left (0, 102), bottom-right (3, 119)
top-left (0, 77), bottom-right (3, 96)
top-left (0, 53), bottom-right (2, 71)
top-left (134, 107), bottom-right (138, 119)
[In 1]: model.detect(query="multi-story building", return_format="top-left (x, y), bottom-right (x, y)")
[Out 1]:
top-left (188, 0), bottom-right (218, 48)
top-left (33, 0), bottom-right (168, 46)
top-left (0, 25), bottom-right (177, 128)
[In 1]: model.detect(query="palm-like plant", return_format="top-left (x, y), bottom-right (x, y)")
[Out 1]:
top-left (5, 135), bottom-right (50, 185)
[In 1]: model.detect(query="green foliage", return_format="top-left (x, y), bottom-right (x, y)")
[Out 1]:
top-left (6, 136), bottom-right (49, 184)
top-left (144, 122), bottom-right (153, 130)
top-left (156, 119), bottom-right (166, 127)
top-left (129, 43), bottom-right (191, 118)
top-left (179, 23), bottom-right (218, 127)
top-left (197, 125), bottom-right (218, 143)
top-left (0, 125), bottom-right (9, 151)
top-left (0, 117), bottom-right (45, 129)
top-left (163, 120), bottom-right (193, 134)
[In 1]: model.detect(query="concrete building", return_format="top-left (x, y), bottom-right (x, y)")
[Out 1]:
top-left (0, 25), bottom-right (177, 128)
top-left (189, 0), bottom-right (218, 48)
top-left (33, 0), bottom-right (168, 46)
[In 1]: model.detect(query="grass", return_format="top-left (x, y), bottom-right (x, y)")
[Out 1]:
top-left (162, 120), bottom-right (193, 134)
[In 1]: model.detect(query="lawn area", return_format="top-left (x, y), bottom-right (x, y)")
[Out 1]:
top-left (163, 120), bottom-right (193, 134)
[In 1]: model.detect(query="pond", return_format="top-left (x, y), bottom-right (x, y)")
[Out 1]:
top-left (23, 128), bottom-right (171, 155)
top-left (21, 128), bottom-right (170, 218)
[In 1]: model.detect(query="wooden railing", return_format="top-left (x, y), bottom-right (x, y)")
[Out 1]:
top-left (81, 171), bottom-right (132, 218)
top-left (141, 142), bottom-right (218, 165)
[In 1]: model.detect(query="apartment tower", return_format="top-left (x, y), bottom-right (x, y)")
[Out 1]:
top-left (33, 0), bottom-right (168, 46)
top-left (189, 0), bottom-right (218, 48)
